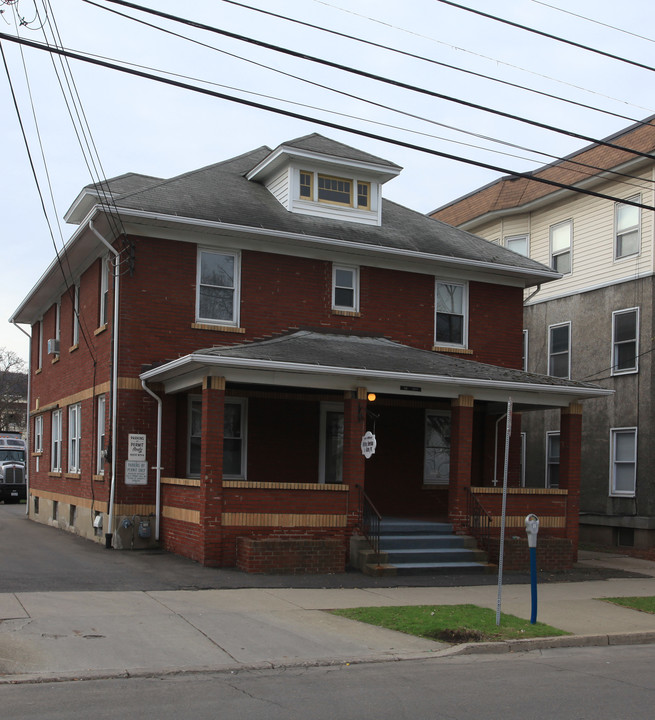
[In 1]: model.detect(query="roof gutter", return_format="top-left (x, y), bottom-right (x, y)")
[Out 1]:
top-left (89, 220), bottom-right (120, 550)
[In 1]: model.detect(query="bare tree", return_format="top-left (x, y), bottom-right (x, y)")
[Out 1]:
top-left (0, 349), bottom-right (27, 433)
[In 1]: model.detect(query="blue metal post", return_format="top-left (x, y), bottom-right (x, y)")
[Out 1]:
top-left (530, 545), bottom-right (538, 624)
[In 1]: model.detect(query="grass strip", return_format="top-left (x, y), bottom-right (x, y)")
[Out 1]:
top-left (601, 596), bottom-right (655, 614)
top-left (331, 604), bottom-right (569, 643)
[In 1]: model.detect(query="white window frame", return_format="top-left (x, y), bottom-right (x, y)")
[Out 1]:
top-left (434, 280), bottom-right (468, 348)
top-left (55, 300), bottom-right (61, 342)
top-left (522, 329), bottom-right (528, 372)
top-left (38, 319), bottom-right (43, 370)
top-left (550, 220), bottom-right (572, 275)
top-left (68, 403), bottom-right (82, 473)
top-left (332, 264), bottom-right (359, 312)
top-left (34, 415), bottom-right (43, 453)
top-left (548, 321), bottom-right (571, 379)
top-left (614, 195), bottom-right (641, 260)
top-left (545, 431), bottom-right (560, 488)
top-left (99, 255), bottom-right (109, 327)
top-left (609, 427), bottom-right (637, 497)
top-left (51, 409), bottom-right (62, 472)
top-left (318, 401), bottom-right (344, 485)
top-left (187, 396), bottom-right (247, 479)
top-left (196, 248), bottom-right (240, 326)
top-left (611, 307), bottom-right (639, 375)
top-left (423, 409), bottom-right (451, 485)
top-left (505, 234), bottom-right (529, 257)
top-left (96, 395), bottom-right (106, 474)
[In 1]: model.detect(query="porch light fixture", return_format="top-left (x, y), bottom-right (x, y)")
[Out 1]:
top-left (367, 393), bottom-right (376, 402)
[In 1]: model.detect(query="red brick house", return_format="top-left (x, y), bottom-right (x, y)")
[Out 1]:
top-left (11, 134), bottom-right (609, 572)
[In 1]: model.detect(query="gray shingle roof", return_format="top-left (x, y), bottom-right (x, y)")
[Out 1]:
top-left (101, 135), bottom-right (554, 277)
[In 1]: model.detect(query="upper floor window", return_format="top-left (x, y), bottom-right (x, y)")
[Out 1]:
top-left (96, 395), bottom-right (106, 475)
top-left (615, 196), bottom-right (640, 259)
top-left (612, 308), bottom-right (639, 375)
top-left (300, 170), bottom-right (371, 210)
top-left (72, 283), bottom-right (80, 347)
top-left (299, 171), bottom-right (313, 200)
top-left (37, 320), bottom-right (43, 371)
top-left (68, 403), bottom-right (82, 473)
top-left (34, 415), bottom-right (43, 453)
top-left (55, 301), bottom-right (61, 341)
top-left (550, 220), bottom-right (572, 274)
top-left (505, 234), bottom-right (529, 257)
top-left (435, 281), bottom-right (467, 347)
top-left (332, 265), bottom-right (359, 311)
top-left (548, 322), bottom-right (570, 378)
top-left (99, 255), bottom-right (110, 327)
top-left (610, 427), bottom-right (637, 497)
top-left (522, 329), bottom-right (528, 372)
top-left (51, 409), bottom-right (63, 472)
top-left (197, 249), bottom-right (240, 326)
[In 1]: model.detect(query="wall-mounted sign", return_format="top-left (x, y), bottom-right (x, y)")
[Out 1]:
top-left (361, 431), bottom-right (377, 459)
top-left (128, 433), bottom-right (146, 461)
top-left (400, 385), bottom-right (422, 392)
top-left (125, 460), bottom-right (148, 485)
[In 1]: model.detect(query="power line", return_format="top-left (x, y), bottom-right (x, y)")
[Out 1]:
top-left (1, 29), bottom-right (653, 213)
top-left (92, 0), bottom-right (655, 164)
top-left (216, 0), bottom-right (647, 128)
top-left (84, 0), bottom-right (655, 191)
top-left (434, 0), bottom-right (655, 73)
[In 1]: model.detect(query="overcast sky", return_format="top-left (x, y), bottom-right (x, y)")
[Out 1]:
top-left (2, 0), bottom-right (654, 362)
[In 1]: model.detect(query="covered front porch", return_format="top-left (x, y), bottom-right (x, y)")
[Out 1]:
top-left (139, 331), bottom-right (609, 572)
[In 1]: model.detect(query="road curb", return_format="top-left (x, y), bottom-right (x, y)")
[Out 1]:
top-left (2, 632), bottom-right (655, 685)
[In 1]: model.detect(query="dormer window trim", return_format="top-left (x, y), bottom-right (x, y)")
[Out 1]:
top-left (298, 169), bottom-right (373, 212)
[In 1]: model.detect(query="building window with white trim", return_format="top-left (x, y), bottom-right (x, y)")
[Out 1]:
top-left (34, 415), bottom-right (43, 453)
top-left (96, 395), bottom-right (106, 475)
top-left (68, 403), bottom-right (82, 473)
top-left (72, 283), bottom-right (80, 347)
top-left (424, 410), bottom-right (451, 485)
top-left (188, 397), bottom-right (247, 478)
top-left (610, 428), bottom-right (637, 497)
top-left (197, 249), bottom-right (240, 325)
top-left (435, 281), bottom-right (467, 347)
top-left (522, 329), bottom-right (528, 372)
top-left (51, 409), bottom-right (62, 472)
top-left (99, 255), bottom-right (110, 327)
top-left (615, 195), bottom-right (640, 259)
top-left (505, 234), bottom-right (529, 257)
top-left (550, 220), bottom-right (572, 274)
top-left (546, 432), bottom-right (560, 488)
top-left (38, 320), bottom-right (43, 371)
top-left (548, 322), bottom-right (570, 379)
top-left (612, 308), bottom-right (639, 375)
top-left (55, 301), bottom-right (61, 343)
top-left (332, 265), bottom-right (359, 311)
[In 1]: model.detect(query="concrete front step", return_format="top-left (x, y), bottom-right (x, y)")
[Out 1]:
top-left (379, 534), bottom-right (478, 551)
top-left (379, 519), bottom-right (454, 535)
top-left (363, 561), bottom-right (490, 577)
top-left (384, 547), bottom-right (487, 564)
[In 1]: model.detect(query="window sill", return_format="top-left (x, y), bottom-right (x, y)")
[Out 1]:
top-left (69, 344), bottom-right (79, 353)
top-left (433, 345), bottom-right (473, 355)
top-left (35, 368), bottom-right (42, 375)
top-left (332, 309), bottom-right (361, 317)
top-left (49, 471), bottom-right (62, 478)
top-left (94, 324), bottom-right (108, 336)
top-left (192, 322), bottom-right (246, 333)
top-left (51, 356), bottom-right (60, 364)
top-left (64, 472), bottom-right (81, 480)
top-left (93, 474), bottom-right (105, 482)
top-left (32, 452), bottom-right (43, 458)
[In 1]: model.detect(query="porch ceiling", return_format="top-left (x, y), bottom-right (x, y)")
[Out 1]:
top-left (140, 331), bottom-right (611, 409)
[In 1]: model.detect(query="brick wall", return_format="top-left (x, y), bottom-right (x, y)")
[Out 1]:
top-left (236, 536), bottom-right (346, 573)
top-left (486, 536), bottom-right (574, 571)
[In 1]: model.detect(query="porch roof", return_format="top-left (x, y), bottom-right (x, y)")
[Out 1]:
top-left (140, 331), bottom-right (611, 409)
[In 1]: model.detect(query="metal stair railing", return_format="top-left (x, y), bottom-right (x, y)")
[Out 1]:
top-left (357, 485), bottom-right (382, 557)
top-left (466, 488), bottom-right (492, 551)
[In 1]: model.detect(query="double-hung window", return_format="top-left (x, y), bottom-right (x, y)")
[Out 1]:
top-left (99, 255), bottom-right (110, 327)
top-left (435, 281), bottom-right (467, 347)
top-left (68, 403), bottom-right (82, 473)
top-left (610, 428), bottom-right (637, 496)
top-left (96, 395), bottom-right (106, 474)
top-left (72, 283), bottom-right (80, 347)
top-left (51, 409), bottom-right (62, 472)
top-left (188, 397), bottom-right (247, 478)
top-left (615, 196), bottom-right (640, 259)
top-left (546, 432), bottom-right (560, 488)
top-left (332, 265), bottom-right (359, 312)
top-left (612, 308), bottom-right (639, 375)
top-left (34, 415), bottom-right (43, 453)
top-left (197, 249), bottom-right (240, 326)
top-left (550, 220), bottom-right (572, 274)
top-left (548, 322), bottom-right (570, 378)
top-left (318, 174), bottom-right (352, 206)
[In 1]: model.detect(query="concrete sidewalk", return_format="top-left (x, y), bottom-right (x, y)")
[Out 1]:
top-left (1, 551), bottom-right (655, 684)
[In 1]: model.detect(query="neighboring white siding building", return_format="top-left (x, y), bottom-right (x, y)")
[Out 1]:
top-left (432, 117), bottom-right (655, 550)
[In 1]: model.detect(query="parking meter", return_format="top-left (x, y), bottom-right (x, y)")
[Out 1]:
top-left (525, 514), bottom-right (539, 548)
top-left (525, 514), bottom-right (539, 623)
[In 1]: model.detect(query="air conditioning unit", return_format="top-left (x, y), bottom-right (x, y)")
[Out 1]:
top-left (47, 338), bottom-right (60, 355)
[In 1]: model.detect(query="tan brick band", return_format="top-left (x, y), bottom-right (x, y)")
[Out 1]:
top-left (222, 513), bottom-right (347, 528)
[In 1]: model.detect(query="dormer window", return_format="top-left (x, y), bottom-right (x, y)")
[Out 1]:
top-left (299, 171), bottom-right (371, 211)
top-left (300, 171), bottom-right (313, 200)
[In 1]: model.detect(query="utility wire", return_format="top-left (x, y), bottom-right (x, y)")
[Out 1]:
top-left (84, 0), bottom-right (654, 190)
top-left (92, 0), bottom-right (655, 164)
top-left (1, 29), bottom-right (653, 213)
top-left (434, 0), bottom-right (655, 73)
top-left (216, 0), bottom-right (647, 128)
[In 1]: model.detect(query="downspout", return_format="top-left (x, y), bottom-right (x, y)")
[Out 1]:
top-left (89, 220), bottom-right (120, 549)
top-left (140, 380), bottom-right (162, 541)
top-left (12, 322), bottom-right (31, 515)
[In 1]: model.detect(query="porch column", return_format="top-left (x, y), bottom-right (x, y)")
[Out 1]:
top-left (448, 395), bottom-right (475, 532)
top-left (560, 402), bottom-right (583, 558)
top-left (199, 376), bottom-right (225, 567)
top-left (343, 388), bottom-right (367, 532)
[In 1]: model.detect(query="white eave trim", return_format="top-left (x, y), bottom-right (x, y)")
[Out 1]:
top-left (114, 206), bottom-right (559, 283)
top-left (140, 352), bottom-right (612, 402)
